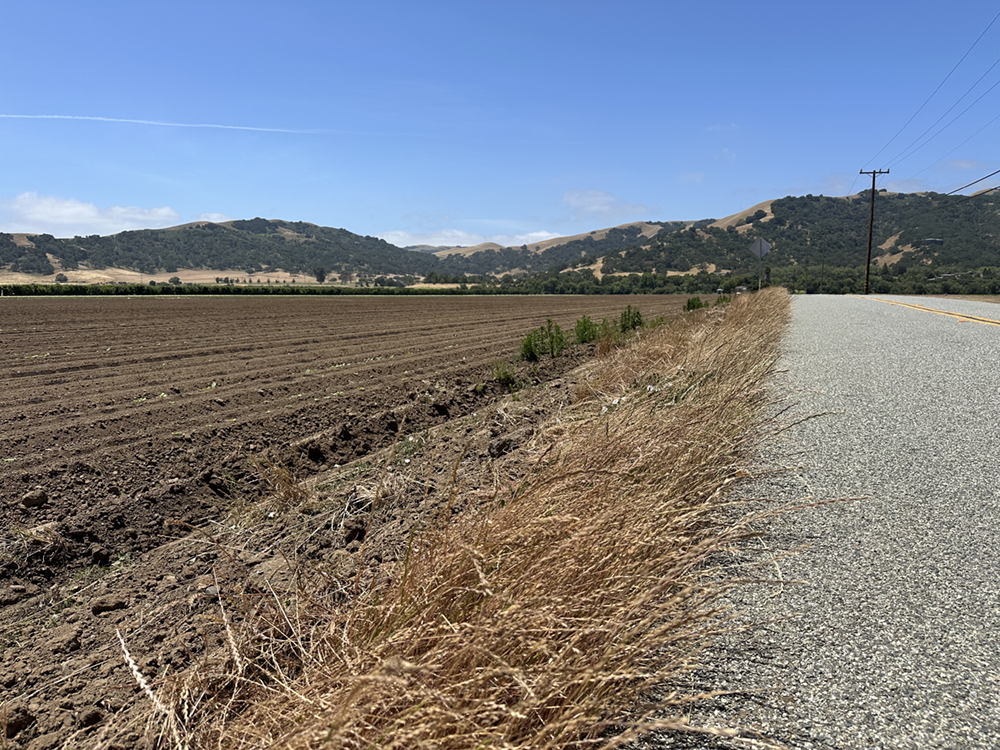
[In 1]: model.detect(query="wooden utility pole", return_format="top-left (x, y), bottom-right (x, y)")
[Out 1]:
top-left (860, 168), bottom-right (889, 294)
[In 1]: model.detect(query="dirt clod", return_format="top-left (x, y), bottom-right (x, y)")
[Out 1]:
top-left (343, 515), bottom-right (369, 544)
top-left (3, 705), bottom-right (34, 738)
top-left (20, 489), bottom-right (47, 508)
top-left (47, 625), bottom-right (82, 654)
top-left (488, 436), bottom-right (517, 457)
top-left (90, 595), bottom-right (127, 615)
top-left (76, 706), bottom-right (103, 728)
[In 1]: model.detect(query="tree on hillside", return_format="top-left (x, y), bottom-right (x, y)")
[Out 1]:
top-left (313, 267), bottom-right (326, 283)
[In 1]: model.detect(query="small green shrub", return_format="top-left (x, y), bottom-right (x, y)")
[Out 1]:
top-left (619, 305), bottom-right (643, 333)
top-left (520, 329), bottom-right (545, 362)
top-left (544, 319), bottom-right (567, 357)
top-left (520, 319), bottom-right (566, 361)
top-left (714, 295), bottom-right (731, 306)
top-left (684, 297), bottom-right (706, 312)
top-left (491, 358), bottom-right (526, 392)
top-left (574, 315), bottom-right (599, 344)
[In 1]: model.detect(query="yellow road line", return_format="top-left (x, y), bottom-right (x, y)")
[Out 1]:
top-left (859, 296), bottom-right (1000, 327)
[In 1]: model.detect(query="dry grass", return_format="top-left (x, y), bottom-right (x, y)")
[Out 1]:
top-left (130, 288), bottom-right (790, 749)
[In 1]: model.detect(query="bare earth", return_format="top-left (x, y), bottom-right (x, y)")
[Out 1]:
top-left (0, 294), bottom-right (691, 750)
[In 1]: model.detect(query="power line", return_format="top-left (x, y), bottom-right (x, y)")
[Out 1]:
top-left (884, 55), bottom-right (1000, 170)
top-left (846, 171), bottom-right (862, 198)
top-left (863, 8), bottom-right (1000, 169)
top-left (916, 185), bottom-right (999, 219)
top-left (877, 69), bottom-right (1000, 192)
top-left (899, 109), bottom-right (1000, 186)
top-left (945, 167), bottom-right (1000, 195)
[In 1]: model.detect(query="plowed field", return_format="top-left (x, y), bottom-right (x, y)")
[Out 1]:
top-left (1, 294), bottom-right (690, 584)
top-left (0, 293), bottom-right (708, 748)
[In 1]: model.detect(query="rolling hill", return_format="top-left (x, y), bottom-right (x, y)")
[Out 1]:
top-left (0, 219), bottom-right (438, 279)
top-left (600, 190), bottom-right (1000, 276)
top-left (2, 190), bottom-right (998, 292)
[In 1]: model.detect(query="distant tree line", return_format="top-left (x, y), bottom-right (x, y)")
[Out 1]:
top-left (4, 261), bottom-right (1000, 297)
top-left (4, 191), bottom-right (999, 294)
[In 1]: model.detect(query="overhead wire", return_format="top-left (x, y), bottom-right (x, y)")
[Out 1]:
top-left (877, 69), bottom-right (1000, 193)
top-left (916, 185), bottom-right (999, 219)
top-left (837, 10), bottom-right (1000, 268)
top-left (883, 55), bottom-right (1000, 170)
top-left (895, 169), bottom-right (1000, 223)
top-left (863, 8), bottom-right (1000, 170)
top-left (860, 8), bottom-right (1000, 194)
top-left (899, 109), bottom-right (1000, 186)
top-left (944, 166), bottom-right (1000, 195)
top-left (879, 72), bottom-right (1000, 193)
top-left (896, 133), bottom-right (1000, 225)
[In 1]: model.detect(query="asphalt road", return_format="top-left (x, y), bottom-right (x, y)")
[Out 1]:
top-left (659, 295), bottom-right (1000, 749)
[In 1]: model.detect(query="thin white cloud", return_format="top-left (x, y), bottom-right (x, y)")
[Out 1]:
top-left (0, 192), bottom-right (180, 237)
top-left (0, 114), bottom-right (320, 134)
top-left (788, 173), bottom-right (854, 197)
top-left (562, 190), bottom-right (654, 221)
top-left (196, 212), bottom-right (234, 223)
top-left (819, 173), bottom-right (853, 195)
top-left (379, 228), bottom-right (561, 249)
top-left (400, 211), bottom-right (452, 229)
top-left (947, 159), bottom-right (982, 170)
top-left (706, 123), bottom-right (740, 132)
top-left (678, 172), bottom-right (706, 184)
top-left (712, 148), bottom-right (737, 162)
top-left (884, 178), bottom-right (930, 194)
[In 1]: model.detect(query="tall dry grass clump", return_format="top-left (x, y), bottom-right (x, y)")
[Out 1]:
top-left (157, 289), bottom-right (790, 749)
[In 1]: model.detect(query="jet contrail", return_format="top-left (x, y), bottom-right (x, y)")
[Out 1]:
top-left (0, 114), bottom-right (321, 134)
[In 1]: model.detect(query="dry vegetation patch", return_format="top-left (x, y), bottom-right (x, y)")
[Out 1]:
top-left (101, 289), bottom-right (791, 749)
top-left (0, 291), bottom-right (790, 749)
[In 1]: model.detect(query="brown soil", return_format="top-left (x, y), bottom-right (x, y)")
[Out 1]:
top-left (0, 294), bottom-right (688, 749)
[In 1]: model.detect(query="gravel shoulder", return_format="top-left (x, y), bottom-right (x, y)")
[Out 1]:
top-left (666, 294), bottom-right (1000, 749)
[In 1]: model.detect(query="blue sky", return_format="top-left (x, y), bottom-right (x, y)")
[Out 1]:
top-left (2, 1), bottom-right (1000, 247)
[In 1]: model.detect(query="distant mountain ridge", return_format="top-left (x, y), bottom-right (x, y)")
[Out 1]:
top-left (2, 190), bottom-right (998, 282)
top-left (429, 222), bottom-right (677, 276)
top-left (431, 221), bottom-right (665, 258)
top-left (0, 217), bottom-right (677, 279)
top-left (0, 219), bottom-right (437, 278)
top-left (599, 190), bottom-right (1000, 276)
